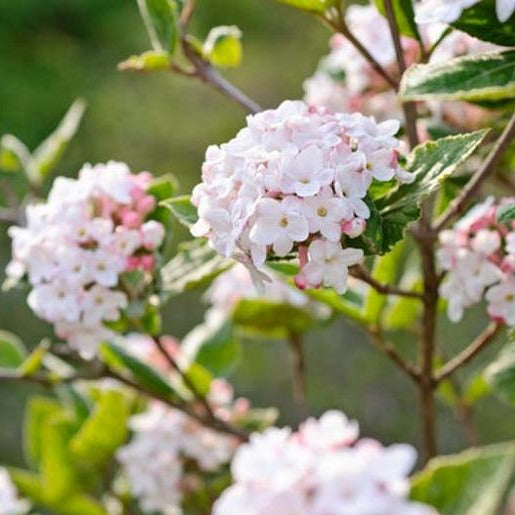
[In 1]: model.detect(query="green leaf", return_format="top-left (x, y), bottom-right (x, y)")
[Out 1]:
top-left (232, 298), bottom-right (315, 337)
top-left (161, 239), bottom-right (232, 297)
top-left (40, 413), bottom-right (79, 502)
top-left (118, 50), bottom-right (171, 72)
top-left (0, 330), bottom-right (26, 368)
top-left (304, 288), bottom-right (366, 324)
top-left (271, 0), bottom-right (337, 13)
top-left (0, 134), bottom-right (30, 173)
top-left (400, 50), bottom-right (515, 103)
top-left (377, 130), bottom-right (488, 251)
top-left (184, 362), bottom-right (213, 397)
top-left (99, 342), bottom-right (180, 401)
top-left (352, 197), bottom-right (384, 255)
top-left (51, 494), bottom-right (106, 515)
top-left (147, 173), bottom-right (180, 200)
top-left (383, 277), bottom-right (422, 330)
top-left (453, 0), bottom-right (515, 47)
top-left (70, 389), bottom-right (130, 467)
top-left (233, 407), bottom-right (279, 432)
top-left (26, 99), bottom-right (86, 186)
top-left (18, 339), bottom-right (50, 376)
top-left (137, 0), bottom-right (179, 53)
top-left (362, 242), bottom-right (404, 324)
top-left (24, 397), bottom-right (62, 465)
top-left (496, 203), bottom-right (515, 226)
top-left (463, 373), bottom-right (491, 406)
top-left (374, 0), bottom-right (422, 42)
top-left (161, 194), bottom-right (198, 227)
top-left (484, 340), bottom-right (515, 407)
top-left (203, 26), bottom-right (243, 68)
top-left (410, 442), bottom-right (515, 514)
top-left (187, 319), bottom-right (241, 376)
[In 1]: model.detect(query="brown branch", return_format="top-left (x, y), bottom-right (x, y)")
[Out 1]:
top-left (287, 332), bottom-right (309, 418)
top-left (383, 0), bottom-right (419, 150)
top-left (368, 327), bottom-right (420, 383)
top-left (434, 111), bottom-right (515, 231)
top-left (350, 264), bottom-right (423, 299)
top-left (0, 364), bottom-right (249, 441)
top-left (435, 323), bottom-right (501, 383)
top-left (152, 335), bottom-right (218, 422)
top-left (181, 40), bottom-right (262, 114)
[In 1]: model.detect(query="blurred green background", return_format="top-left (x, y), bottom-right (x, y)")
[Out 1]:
top-left (0, 0), bottom-right (513, 471)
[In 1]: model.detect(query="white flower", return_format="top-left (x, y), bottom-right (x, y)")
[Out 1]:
top-left (28, 282), bottom-right (81, 324)
top-left (7, 162), bottom-right (165, 357)
top-left (303, 240), bottom-right (364, 293)
top-left (118, 394), bottom-right (240, 514)
top-left (81, 285), bottom-right (128, 326)
top-left (249, 197), bottom-right (309, 257)
top-left (301, 187), bottom-right (350, 241)
top-left (141, 220), bottom-right (165, 250)
top-left (486, 278), bottom-right (515, 325)
top-left (111, 227), bottom-right (142, 256)
top-left (214, 411), bottom-right (436, 515)
top-left (0, 468), bottom-right (29, 515)
top-left (281, 145), bottom-right (334, 197)
top-left (192, 100), bottom-right (406, 294)
top-left (416, 0), bottom-right (514, 24)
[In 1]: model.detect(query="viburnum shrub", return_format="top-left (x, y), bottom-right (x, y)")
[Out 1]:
top-left (0, 0), bottom-right (514, 514)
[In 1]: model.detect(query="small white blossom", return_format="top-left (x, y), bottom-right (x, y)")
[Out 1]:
top-left (416, 0), bottom-right (514, 24)
top-left (0, 468), bottom-right (29, 515)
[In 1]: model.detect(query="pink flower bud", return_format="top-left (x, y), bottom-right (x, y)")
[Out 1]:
top-left (342, 218), bottom-right (366, 238)
top-left (294, 273), bottom-right (307, 290)
top-left (140, 254), bottom-right (155, 271)
top-left (137, 195), bottom-right (156, 216)
top-left (126, 256), bottom-right (140, 271)
top-left (121, 210), bottom-right (142, 229)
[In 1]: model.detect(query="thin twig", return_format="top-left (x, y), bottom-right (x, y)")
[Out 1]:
top-left (351, 264), bottom-right (423, 299)
top-left (182, 40), bottom-right (262, 114)
top-left (434, 111), bottom-right (515, 231)
top-left (0, 207), bottom-right (20, 224)
top-left (152, 335), bottom-right (217, 421)
top-left (287, 332), bottom-right (309, 418)
top-left (383, 0), bottom-right (419, 149)
top-left (435, 322), bottom-right (501, 383)
top-left (322, 8), bottom-right (397, 89)
top-left (368, 327), bottom-right (420, 383)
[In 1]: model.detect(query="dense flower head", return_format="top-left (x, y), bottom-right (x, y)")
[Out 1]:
top-left (7, 161), bottom-right (166, 358)
top-left (213, 410), bottom-right (436, 515)
top-left (415, 0), bottom-right (515, 25)
top-left (304, 5), bottom-right (498, 129)
top-left (192, 100), bottom-right (410, 294)
top-left (0, 468), bottom-right (29, 515)
top-left (117, 380), bottom-right (248, 515)
top-left (437, 197), bottom-right (515, 324)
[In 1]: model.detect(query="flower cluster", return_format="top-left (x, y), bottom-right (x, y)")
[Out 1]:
top-left (192, 100), bottom-right (410, 293)
top-left (303, 5), bottom-right (497, 130)
top-left (416, 0), bottom-right (515, 24)
top-left (7, 161), bottom-right (165, 358)
top-left (437, 197), bottom-right (515, 324)
top-left (213, 410), bottom-right (436, 515)
top-left (0, 468), bottom-right (29, 515)
top-left (117, 380), bottom-right (249, 515)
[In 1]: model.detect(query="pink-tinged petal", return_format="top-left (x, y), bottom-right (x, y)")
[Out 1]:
top-left (249, 217), bottom-right (279, 245)
top-left (285, 214), bottom-right (309, 242)
top-left (294, 145), bottom-right (324, 176)
top-left (294, 180), bottom-right (322, 198)
top-left (273, 235), bottom-right (294, 256)
top-left (321, 222), bottom-right (342, 242)
top-left (351, 198), bottom-right (370, 219)
top-left (250, 243), bottom-right (267, 267)
top-left (255, 197), bottom-right (281, 217)
top-left (377, 119), bottom-right (400, 137)
top-left (341, 247), bottom-right (364, 266)
top-left (308, 239), bottom-right (327, 261)
top-left (303, 261), bottom-right (325, 285)
top-left (496, 0), bottom-right (515, 21)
